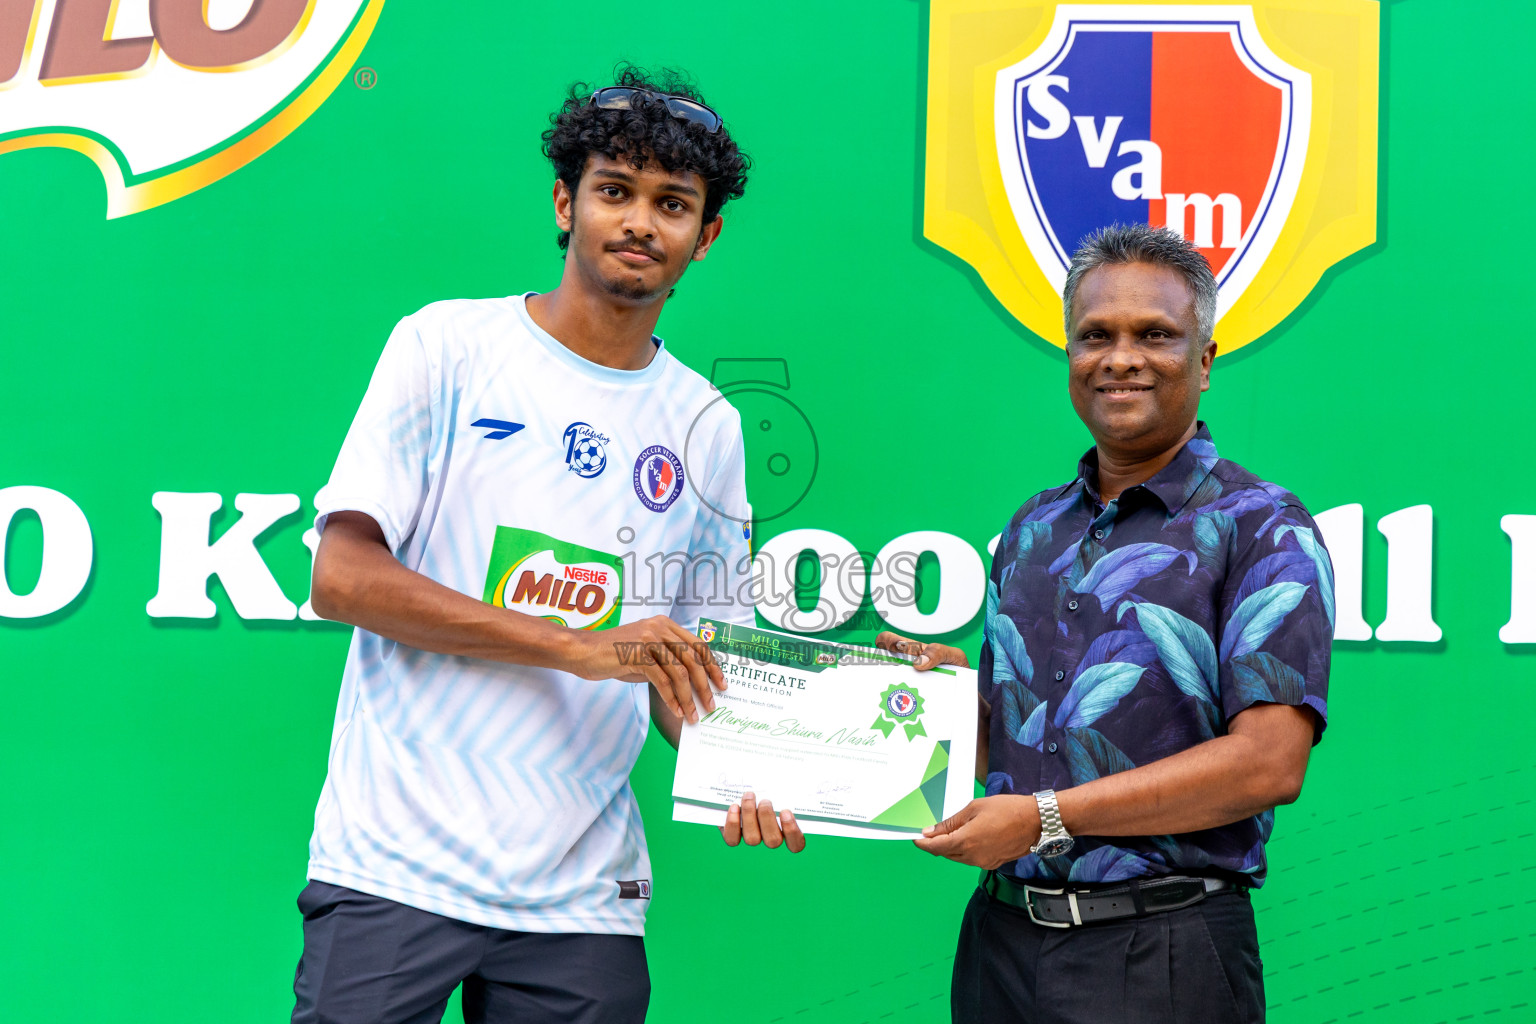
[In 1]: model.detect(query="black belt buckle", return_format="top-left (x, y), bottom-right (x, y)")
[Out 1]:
top-left (980, 870), bottom-right (1076, 928)
top-left (983, 870), bottom-right (1232, 928)
top-left (1022, 883), bottom-right (1075, 928)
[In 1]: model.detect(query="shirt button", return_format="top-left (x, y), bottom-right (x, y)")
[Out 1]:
top-left (1054, 670), bottom-right (1065, 680)
top-left (1047, 742), bottom-right (1059, 754)
top-left (1094, 529), bottom-right (1105, 540)
top-left (1067, 599), bottom-right (1079, 611)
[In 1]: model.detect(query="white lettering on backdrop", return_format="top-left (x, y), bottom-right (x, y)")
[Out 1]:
top-left (0, 485), bottom-right (93, 618)
top-left (144, 492), bottom-right (299, 619)
top-left (0, 489), bottom-right (1487, 642)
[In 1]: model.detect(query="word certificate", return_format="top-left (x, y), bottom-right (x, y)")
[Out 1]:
top-left (672, 619), bottom-right (979, 840)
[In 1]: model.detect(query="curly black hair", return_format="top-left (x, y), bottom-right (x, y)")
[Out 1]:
top-left (541, 65), bottom-right (750, 251)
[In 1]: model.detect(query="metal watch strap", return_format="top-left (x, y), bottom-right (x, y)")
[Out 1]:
top-left (1032, 789), bottom-right (1069, 851)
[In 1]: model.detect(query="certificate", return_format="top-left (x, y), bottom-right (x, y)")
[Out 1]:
top-left (672, 619), bottom-right (978, 840)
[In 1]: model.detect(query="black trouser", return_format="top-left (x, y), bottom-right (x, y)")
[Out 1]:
top-left (952, 883), bottom-right (1265, 1023)
top-left (291, 881), bottom-right (650, 1024)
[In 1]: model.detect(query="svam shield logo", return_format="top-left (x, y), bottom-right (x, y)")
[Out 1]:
top-left (925, 2), bottom-right (1378, 354)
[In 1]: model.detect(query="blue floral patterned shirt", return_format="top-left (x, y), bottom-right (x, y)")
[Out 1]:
top-left (983, 423), bottom-right (1332, 887)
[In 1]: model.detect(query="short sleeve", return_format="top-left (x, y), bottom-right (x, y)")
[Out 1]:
top-left (669, 411), bottom-right (754, 629)
top-left (313, 317), bottom-right (438, 553)
top-left (1215, 503), bottom-right (1334, 739)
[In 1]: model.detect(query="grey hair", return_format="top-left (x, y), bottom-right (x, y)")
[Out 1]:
top-left (1061, 223), bottom-right (1218, 344)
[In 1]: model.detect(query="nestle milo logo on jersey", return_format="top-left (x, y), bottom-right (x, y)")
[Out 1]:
top-left (483, 527), bottom-right (623, 631)
top-left (0, 0), bottom-right (384, 218)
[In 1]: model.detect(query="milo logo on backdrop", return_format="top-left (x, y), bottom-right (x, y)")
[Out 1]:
top-left (925, 1), bottom-right (1379, 353)
top-left (483, 527), bottom-right (624, 631)
top-left (0, 0), bottom-right (384, 218)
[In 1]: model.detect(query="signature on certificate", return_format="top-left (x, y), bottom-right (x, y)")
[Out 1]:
top-left (713, 772), bottom-right (755, 792)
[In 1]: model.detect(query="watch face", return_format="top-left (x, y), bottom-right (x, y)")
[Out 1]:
top-left (1035, 836), bottom-right (1074, 858)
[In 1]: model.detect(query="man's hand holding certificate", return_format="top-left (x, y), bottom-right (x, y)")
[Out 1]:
top-left (673, 620), bottom-right (978, 840)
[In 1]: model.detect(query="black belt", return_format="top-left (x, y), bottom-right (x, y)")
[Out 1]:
top-left (980, 870), bottom-right (1236, 928)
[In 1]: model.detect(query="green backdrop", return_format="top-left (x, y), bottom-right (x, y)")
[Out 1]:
top-left (3, 2), bottom-right (1533, 1021)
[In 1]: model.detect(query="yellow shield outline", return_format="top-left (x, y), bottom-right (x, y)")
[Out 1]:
top-left (924, 0), bottom-right (1378, 354)
top-left (0, 0), bottom-right (385, 219)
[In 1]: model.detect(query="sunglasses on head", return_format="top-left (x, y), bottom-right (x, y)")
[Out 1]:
top-left (588, 86), bottom-right (722, 134)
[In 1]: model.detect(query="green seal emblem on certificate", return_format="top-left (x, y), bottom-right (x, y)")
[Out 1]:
top-left (875, 683), bottom-right (927, 740)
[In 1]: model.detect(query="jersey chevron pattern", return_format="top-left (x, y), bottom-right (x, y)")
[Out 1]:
top-left (307, 295), bottom-right (753, 935)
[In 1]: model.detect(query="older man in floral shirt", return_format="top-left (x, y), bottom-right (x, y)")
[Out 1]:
top-left (881, 224), bottom-right (1333, 1023)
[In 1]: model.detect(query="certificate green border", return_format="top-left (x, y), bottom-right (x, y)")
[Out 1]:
top-left (678, 739), bottom-right (954, 835)
top-left (674, 796), bottom-right (932, 834)
top-left (699, 618), bottom-right (956, 675)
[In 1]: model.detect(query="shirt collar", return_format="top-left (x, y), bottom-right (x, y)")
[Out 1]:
top-left (1076, 422), bottom-right (1220, 516)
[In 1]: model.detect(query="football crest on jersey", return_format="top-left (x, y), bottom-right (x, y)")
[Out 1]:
top-left (562, 421), bottom-right (610, 478)
top-left (483, 527), bottom-right (624, 630)
top-left (633, 446), bottom-right (684, 513)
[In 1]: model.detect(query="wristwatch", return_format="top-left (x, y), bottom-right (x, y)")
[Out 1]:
top-left (1030, 789), bottom-right (1074, 858)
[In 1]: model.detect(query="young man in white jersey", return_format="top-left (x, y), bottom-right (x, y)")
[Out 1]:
top-left (290, 68), bottom-right (803, 1024)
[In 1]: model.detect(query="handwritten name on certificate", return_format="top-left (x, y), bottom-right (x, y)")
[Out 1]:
top-left (672, 619), bottom-right (978, 840)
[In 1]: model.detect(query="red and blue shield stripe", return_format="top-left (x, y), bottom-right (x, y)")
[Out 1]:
top-left (996, 7), bottom-right (1311, 315)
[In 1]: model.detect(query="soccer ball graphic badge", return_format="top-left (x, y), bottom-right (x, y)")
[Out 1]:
top-left (563, 422), bottom-right (609, 478)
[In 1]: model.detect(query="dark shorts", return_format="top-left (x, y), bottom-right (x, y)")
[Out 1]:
top-left (290, 880), bottom-right (650, 1024)
top-left (952, 883), bottom-right (1266, 1024)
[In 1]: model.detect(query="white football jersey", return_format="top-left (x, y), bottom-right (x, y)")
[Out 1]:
top-left (307, 294), bottom-right (753, 935)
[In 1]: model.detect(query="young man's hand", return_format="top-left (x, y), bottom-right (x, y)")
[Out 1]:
top-left (875, 631), bottom-right (971, 671)
top-left (720, 792), bottom-right (807, 853)
top-left (569, 616), bottom-right (724, 723)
